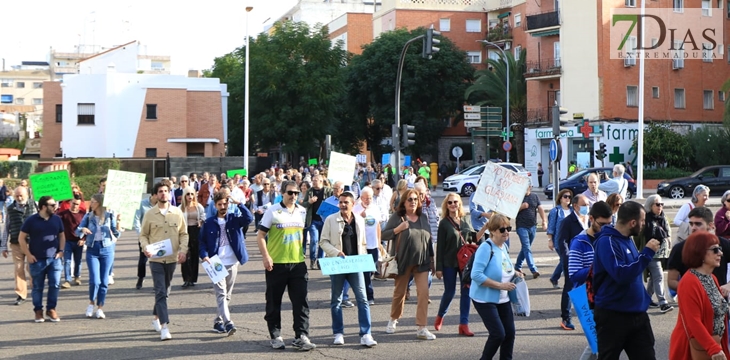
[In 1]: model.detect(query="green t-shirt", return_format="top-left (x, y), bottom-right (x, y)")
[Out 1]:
top-left (418, 166), bottom-right (430, 179)
top-left (259, 203), bottom-right (306, 264)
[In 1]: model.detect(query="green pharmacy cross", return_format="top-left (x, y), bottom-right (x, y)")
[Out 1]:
top-left (608, 146), bottom-right (625, 165)
top-left (501, 127), bottom-right (513, 142)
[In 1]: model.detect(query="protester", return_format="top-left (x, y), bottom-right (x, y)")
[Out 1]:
top-left (598, 164), bottom-right (629, 199)
top-left (582, 173), bottom-right (607, 208)
top-left (714, 190), bottom-right (730, 238)
top-left (197, 175), bottom-right (220, 209)
top-left (514, 185), bottom-right (547, 278)
top-left (674, 185), bottom-right (710, 241)
top-left (0, 186), bottom-right (38, 305)
top-left (77, 194), bottom-right (120, 319)
top-left (133, 192), bottom-right (157, 290)
top-left (390, 179), bottom-right (408, 214)
top-left (546, 189), bottom-right (573, 289)
top-left (302, 175), bottom-right (332, 270)
top-left (555, 195), bottom-right (590, 331)
top-left (469, 189), bottom-right (492, 233)
top-left (57, 184), bottom-right (87, 212)
top-left (174, 176), bottom-right (189, 205)
top-left (180, 186), bottom-right (205, 288)
top-left (58, 198), bottom-right (86, 288)
top-left (537, 163), bottom-right (544, 188)
top-left (606, 193), bottom-right (623, 225)
top-left (353, 187), bottom-right (381, 304)
top-left (636, 195), bottom-right (673, 313)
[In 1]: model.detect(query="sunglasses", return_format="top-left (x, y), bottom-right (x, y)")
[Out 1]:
top-left (447, 200), bottom-right (459, 205)
top-left (708, 246), bottom-right (723, 254)
top-left (498, 226), bottom-right (512, 233)
top-left (47, 203), bottom-right (58, 208)
top-left (561, 194), bottom-right (571, 199)
top-left (654, 203), bottom-right (664, 207)
top-left (263, 183), bottom-right (271, 185)
top-left (407, 197), bottom-right (419, 202)
top-left (286, 190), bottom-right (300, 196)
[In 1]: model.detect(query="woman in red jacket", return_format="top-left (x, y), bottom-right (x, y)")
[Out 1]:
top-left (669, 231), bottom-right (729, 360)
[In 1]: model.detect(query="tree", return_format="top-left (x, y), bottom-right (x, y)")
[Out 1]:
top-left (345, 28), bottom-right (475, 161)
top-left (686, 125), bottom-right (730, 168)
top-left (209, 22), bottom-right (348, 160)
top-left (630, 122), bottom-right (690, 169)
top-left (464, 48), bottom-right (527, 165)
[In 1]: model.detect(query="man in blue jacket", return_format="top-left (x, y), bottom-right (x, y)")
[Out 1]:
top-left (592, 201), bottom-right (660, 360)
top-left (554, 195), bottom-right (589, 331)
top-left (199, 191), bottom-right (253, 336)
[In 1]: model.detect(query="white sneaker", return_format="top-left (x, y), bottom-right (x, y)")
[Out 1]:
top-left (360, 334), bottom-right (377, 347)
top-left (85, 305), bottom-right (94, 318)
top-left (160, 327), bottom-right (172, 341)
top-left (386, 319), bottom-right (398, 334)
top-left (417, 328), bottom-right (437, 340)
top-left (333, 333), bottom-right (345, 345)
top-left (95, 309), bottom-right (105, 319)
top-left (152, 319), bottom-right (162, 332)
top-left (108, 276), bottom-right (115, 285)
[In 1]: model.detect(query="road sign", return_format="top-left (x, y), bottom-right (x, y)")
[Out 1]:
top-left (484, 122), bottom-right (501, 129)
top-left (503, 141), bottom-right (512, 152)
top-left (471, 129), bottom-right (502, 137)
top-left (549, 139), bottom-right (558, 162)
top-left (463, 105), bottom-right (480, 112)
top-left (485, 107), bottom-right (502, 114)
top-left (464, 120), bottom-right (482, 128)
top-left (481, 113), bottom-right (502, 121)
top-left (464, 113), bottom-right (481, 120)
top-left (452, 146), bottom-right (463, 158)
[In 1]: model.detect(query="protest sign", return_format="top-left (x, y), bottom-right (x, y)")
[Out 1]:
top-left (569, 285), bottom-right (598, 354)
top-left (29, 170), bottom-right (73, 201)
top-left (308, 158), bottom-right (318, 166)
top-left (327, 151), bottom-right (357, 185)
top-left (103, 169), bottom-right (146, 229)
top-left (202, 255), bottom-right (230, 284)
top-left (319, 254), bottom-right (377, 276)
top-left (404, 156), bottom-right (411, 168)
top-left (316, 196), bottom-right (339, 220)
top-left (146, 239), bottom-right (173, 259)
top-left (356, 154), bottom-right (367, 163)
top-left (382, 153), bottom-right (391, 166)
top-left (226, 169), bottom-right (247, 178)
top-left (471, 161), bottom-right (530, 219)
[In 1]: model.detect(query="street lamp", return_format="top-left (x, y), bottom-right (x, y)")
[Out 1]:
top-left (477, 40), bottom-right (510, 162)
top-left (244, 5), bottom-right (253, 172)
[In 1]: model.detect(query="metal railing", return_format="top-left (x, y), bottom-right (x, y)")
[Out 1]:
top-left (525, 10), bottom-right (560, 31)
top-left (524, 58), bottom-right (562, 78)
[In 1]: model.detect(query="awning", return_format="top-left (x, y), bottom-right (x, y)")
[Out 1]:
top-left (531, 28), bottom-right (560, 37)
top-left (167, 138), bottom-right (220, 143)
top-left (0, 105), bottom-right (37, 113)
top-left (497, 12), bottom-right (511, 19)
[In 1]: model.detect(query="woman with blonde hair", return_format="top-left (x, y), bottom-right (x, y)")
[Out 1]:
top-left (179, 186), bottom-right (205, 288)
top-left (390, 179), bottom-right (408, 214)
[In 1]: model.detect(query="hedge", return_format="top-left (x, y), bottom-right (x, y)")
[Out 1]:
top-left (643, 167), bottom-right (692, 180)
top-left (0, 160), bottom-right (38, 179)
top-left (71, 175), bottom-right (105, 199)
top-left (69, 159), bottom-right (121, 177)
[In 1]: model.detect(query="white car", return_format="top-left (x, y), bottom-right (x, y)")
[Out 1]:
top-left (443, 162), bottom-right (531, 196)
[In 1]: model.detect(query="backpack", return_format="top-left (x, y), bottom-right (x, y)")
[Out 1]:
top-left (462, 240), bottom-right (494, 289)
top-left (457, 243), bottom-right (479, 271)
top-left (585, 264), bottom-right (596, 309)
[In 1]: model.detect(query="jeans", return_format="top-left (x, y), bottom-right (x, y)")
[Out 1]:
top-left (558, 240), bottom-right (573, 321)
top-left (594, 307), bottom-right (655, 360)
top-left (137, 241), bottom-right (148, 278)
top-left (549, 247), bottom-right (562, 285)
top-left (29, 257), bottom-right (62, 311)
top-left (363, 248), bottom-right (378, 301)
top-left (87, 241), bottom-right (115, 306)
top-left (330, 272), bottom-right (371, 336)
top-left (437, 266), bottom-right (471, 324)
top-left (645, 259), bottom-right (667, 305)
top-left (214, 264), bottom-right (239, 324)
top-left (108, 242), bottom-right (115, 276)
top-left (515, 226), bottom-right (538, 273)
top-left (64, 241), bottom-right (84, 282)
top-left (150, 262), bottom-right (176, 324)
top-left (473, 301), bottom-right (515, 360)
top-left (309, 219), bottom-right (324, 261)
top-left (264, 262), bottom-right (310, 339)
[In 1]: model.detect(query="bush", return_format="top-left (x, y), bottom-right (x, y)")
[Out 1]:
top-left (71, 175), bottom-right (105, 199)
top-left (0, 160), bottom-right (38, 179)
top-left (687, 126), bottom-right (730, 168)
top-left (69, 159), bottom-right (121, 177)
top-left (643, 167), bottom-right (692, 180)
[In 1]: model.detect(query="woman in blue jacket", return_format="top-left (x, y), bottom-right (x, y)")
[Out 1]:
top-left (546, 189), bottom-right (573, 289)
top-left (76, 193), bottom-right (120, 320)
top-left (471, 213), bottom-right (524, 360)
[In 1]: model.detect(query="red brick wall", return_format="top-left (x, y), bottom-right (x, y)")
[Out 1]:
top-left (134, 89), bottom-right (188, 157)
top-left (186, 91), bottom-right (224, 156)
top-left (40, 81), bottom-right (62, 158)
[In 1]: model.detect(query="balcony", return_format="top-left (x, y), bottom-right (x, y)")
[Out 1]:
top-left (526, 108), bottom-right (553, 127)
top-left (525, 10), bottom-right (560, 32)
top-left (524, 58), bottom-right (562, 79)
top-left (486, 24), bottom-right (513, 43)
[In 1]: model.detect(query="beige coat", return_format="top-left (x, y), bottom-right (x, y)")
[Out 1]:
top-left (319, 211), bottom-right (367, 257)
top-left (139, 205), bottom-right (189, 264)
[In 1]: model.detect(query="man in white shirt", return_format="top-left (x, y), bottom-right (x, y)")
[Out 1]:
top-left (354, 187), bottom-right (381, 305)
top-left (598, 164), bottom-right (628, 199)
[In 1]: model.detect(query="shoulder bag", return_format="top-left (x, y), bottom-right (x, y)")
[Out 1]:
top-left (376, 217), bottom-right (404, 279)
top-left (681, 313), bottom-right (722, 360)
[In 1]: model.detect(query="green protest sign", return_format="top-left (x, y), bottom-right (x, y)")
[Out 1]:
top-left (29, 170), bottom-right (73, 201)
top-left (308, 158), bottom-right (318, 166)
top-left (226, 169), bottom-right (247, 178)
top-left (103, 169), bottom-right (146, 229)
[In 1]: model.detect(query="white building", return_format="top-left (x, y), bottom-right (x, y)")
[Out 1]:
top-left (272, 0), bottom-right (380, 30)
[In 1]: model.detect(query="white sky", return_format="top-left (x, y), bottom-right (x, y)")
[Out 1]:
top-left (0, 0), bottom-right (297, 75)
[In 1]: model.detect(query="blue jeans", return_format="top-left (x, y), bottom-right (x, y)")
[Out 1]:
top-left (108, 242), bottom-right (115, 276)
top-left (87, 241), bottom-right (115, 306)
top-left (64, 241), bottom-right (84, 282)
top-left (363, 248), bottom-right (378, 301)
top-left (309, 219), bottom-right (324, 262)
top-left (558, 240), bottom-right (573, 321)
top-left (515, 226), bottom-right (538, 273)
top-left (29, 257), bottom-right (62, 311)
top-left (437, 266), bottom-right (471, 324)
top-left (549, 247), bottom-right (563, 284)
top-left (330, 272), bottom-right (371, 336)
top-left (473, 301), bottom-right (515, 360)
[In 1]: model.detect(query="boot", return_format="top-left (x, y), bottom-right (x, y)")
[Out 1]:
top-left (458, 324), bottom-right (474, 337)
top-left (434, 315), bottom-right (444, 331)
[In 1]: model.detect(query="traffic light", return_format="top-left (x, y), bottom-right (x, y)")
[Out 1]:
top-left (401, 125), bottom-right (416, 149)
top-left (595, 142), bottom-right (607, 160)
top-left (423, 27), bottom-right (441, 59)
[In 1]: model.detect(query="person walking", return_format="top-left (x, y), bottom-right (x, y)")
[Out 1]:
top-left (139, 182), bottom-right (189, 341)
top-left (555, 194), bottom-right (590, 331)
top-left (514, 185), bottom-right (547, 278)
top-left (76, 194), bottom-right (120, 319)
top-left (0, 186), bottom-right (38, 305)
top-left (180, 187), bottom-right (205, 288)
top-left (58, 198), bottom-right (86, 288)
top-left (674, 185), bottom-right (709, 242)
top-left (714, 190), bottom-right (730, 238)
top-left (598, 164), bottom-right (629, 199)
top-left (133, 192), bottom-right (157, 290)
top-left (637, 195), bottom-right (673, 313)
top-left (301, 175), bottom-right (332, 270)
top-left (537, 163), bottom-right (544, 188)
top-left (582, 173), bottom-right (607, 209)
top-left (546, 189), bottom-right (572, 289)
top-left (353, 187), bottom-right (381, 304)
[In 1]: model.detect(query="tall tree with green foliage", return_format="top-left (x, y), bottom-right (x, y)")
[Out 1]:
top-left (344, 28), bottom-right (475, 161)
top-left (631, 122), bottom-right (690, 168)
top-left (208, 22), bottom-right (348, 160)
top-left (464, 48), bottom-right (527, 164)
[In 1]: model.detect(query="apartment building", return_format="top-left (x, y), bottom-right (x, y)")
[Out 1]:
top-left (0, 62), bottom-right (52, 137)
top-left (49, 41), bottom-right (171, 80)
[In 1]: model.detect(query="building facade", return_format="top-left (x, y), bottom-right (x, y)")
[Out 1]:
top-left (0, 63), bottom-right (51, 138)
top-left (50, 41), bottom-right (171, 80)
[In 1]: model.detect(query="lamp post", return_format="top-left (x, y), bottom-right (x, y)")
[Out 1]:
top-left (477, 40), bottom-right (510, 162)
top-left (244, 5), bottom-right (253, 172)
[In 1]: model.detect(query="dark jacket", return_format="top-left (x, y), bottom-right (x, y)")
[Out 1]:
top-left (436, 216), bottom-right (475, 271)
top-left (3, 200), bottom-right (38, 247)
top-left (301, 186), bottom-right (333, 227)
top-left (635, 210), bottom-right (671, 259)
top-left (199, 203), bottom-right (253, 265)
top-left (555, 210), bottom-right (585, 254)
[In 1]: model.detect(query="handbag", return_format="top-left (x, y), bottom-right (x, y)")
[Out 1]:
top-left (375, 217), bottom-right (404, 279)
top-left (681, 313), bottom-right (722, 360)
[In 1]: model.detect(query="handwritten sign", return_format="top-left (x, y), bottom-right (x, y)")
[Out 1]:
top-left (569, 285), bottom-right (598, 354)
top-left (29, 170), bottom-right (73, 201)
top-left (356, 154), bottom-right (367, 163)
top-left (226, 169), bottom-right (247, 178)
top-left (319, 254), bottom-right (377, 275)
top-left (103, 169), bottom-right (146, 229)
top-left (472, 161), bottom-right (530, 219)
top-left (316, 196), bottom-right (340, 220)
top-left (327, 151), bottom-right (357, 185)
top-left (308, 158), bottom-right (318, 166)
top-left (382, 153), bottom-right (391, 166)
top-left (202, 255), bottom-right (230, 284)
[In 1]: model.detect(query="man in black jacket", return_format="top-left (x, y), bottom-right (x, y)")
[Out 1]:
top-left (555, 194), bottom-right (589, 331)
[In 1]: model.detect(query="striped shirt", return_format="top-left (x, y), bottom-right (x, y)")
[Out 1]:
top-left (567, 230), bottom-right (597, 286)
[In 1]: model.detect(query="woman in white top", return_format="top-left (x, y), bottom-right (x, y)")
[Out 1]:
top-left (674, 185), bottom-right (709, 241)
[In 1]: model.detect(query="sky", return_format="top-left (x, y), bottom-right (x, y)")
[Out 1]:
top-left (0, 0), bottom-right (297, 75)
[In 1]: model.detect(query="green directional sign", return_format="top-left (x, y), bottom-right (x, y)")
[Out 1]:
top-left (472, 129), bottom-right (502, 137)
top-left (485, 107), bottom-right (502, 114)
top-left (481, 113), bottom-right (502, 121)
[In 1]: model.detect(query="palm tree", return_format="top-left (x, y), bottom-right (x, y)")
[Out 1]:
top-left (464, 48), bottom-right (527, 165)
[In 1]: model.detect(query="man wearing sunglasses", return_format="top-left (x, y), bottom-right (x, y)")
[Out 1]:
top-left (554, 195), bottom-right (590, 331)
top-left (174, 175), bottom-right (189, 205)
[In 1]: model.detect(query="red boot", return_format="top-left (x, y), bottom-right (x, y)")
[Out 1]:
top-left (458, 324), bottom-right (474, 337)
top-left (434, 315), bottom-right (444, 331)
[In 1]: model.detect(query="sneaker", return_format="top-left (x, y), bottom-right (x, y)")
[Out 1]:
top-left (86, 305), bottom-right (95, 318)
top-left (34, 309), bottom-right (45, 323)
top-left (561, 319), bottom-right (575, 330)
top-left (550, 280), bottom-right (561, 289)
top-left (46, 309), bottom-right (60, 322)
top-left (136, 278), bottom-right (144, 290)
top-left (14, 296), bottom-right (26, 306)
top-left (225, 322), bottom-right (237, 337)
top-left (649, 301), bottom-right (659, 308)
top-left (368, 299), bottom-right (375, 305)
top-left (373, 276), bottom-right (388, 282)
top-left (160, 327), bottom-right (172, 341)
top-left (416, 328), bottom-right (437, 340)
top-left (61, 281), bottom-right (71, 289)
top-left (270, 336), bottom-right (286, 350)
top-left (213, 322), bottom-right (226, 334)
top-left (333, 333), bottom-right (345, 345)
top-left (342, 300), bottom-right (355, 308)
top-left (74, 277), bottom-right (82, 286)
top-left (95, 309), bottom-right (106, 319)
top-left (152, 319), bottom-right (162, 332)
top-left (660, 304), bottom-right (675, 313)
top-left (360, 334), bottom-right (377, 347)
top-left (108, 275), bottom-right (115, 285)
top-left (292, 335), bottom-right (316, 351)
top-left (386, 319), bottom-right (398, 334)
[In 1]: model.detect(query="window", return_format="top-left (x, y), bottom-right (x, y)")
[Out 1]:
top-left (55, 104), bottom-right (62, 123)
top-left (488, 19), bottom-right (499, 30)
top-left (652, 87), bottom-right (659, 98)
top-left (32, 98), bottom-right (42, 105)
top-left (0, 79), bottom-right (12, 87)
top-left (514, 45), bottom-right (522, 59)
top-left (626, 0), bottom-right (636, 6)
top-left (674, 0), bottom-right (683, 11)
top-left (704, 90), bottom-right (714, 109)
top-left (16, 98), bottom-right (24, 105)
top-left (673, 40), bottom-right (684, 69)
top-left (33, 82), bottom-right (42, 89)
top-left (151, 62), bottom-right (165, 70)
top-left (625, 36), bottom-right (637, 66)
top-left (466, 51), bottom-right (482, 64)
top-left (488, 50), bottom-right (500, 61)
top-left (674, 88), bottom-right (686, 108)
top-left (145, 148), bottom-right (157, 158)
top-left (627, 86), bottom-right (639, 107)
top-left (146, 104), bottom-right (158, 119)
top-left (514, 13), bottom-right (522, 27)
top-left (720, 91), bottom-right (726, 102)
top-left (439, 18), bottom-right (451, 32)
top-left (77, 103), bottom-right (95, 125)
top-left (16, 82), bottom-right (25, 88)
top-left (702, 0), bottom-right (712, 16)
top-left (703, 42), bottom-right (714, 62)
top-left (466, 19), bottom-right (481, 33)
top-left (1, 94), bottom-right (12, 104)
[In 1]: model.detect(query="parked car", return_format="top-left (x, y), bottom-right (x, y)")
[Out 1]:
top-left (443, 162), bottom-right (531, 196)
top-left (656, 165), bottom-right (730, 199)
top-left (544, 167), bottom-right (636, 200)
